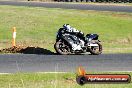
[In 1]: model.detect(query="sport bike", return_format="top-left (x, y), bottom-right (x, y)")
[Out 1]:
top-left (54, 28), bottom-right (102, 55)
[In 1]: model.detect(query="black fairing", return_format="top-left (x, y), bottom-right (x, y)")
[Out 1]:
top-left (86, 34), bottom-right (99, 40)
top-left (56, 28), bottom-right (72, 46)
top-left (56, 28), bottom-right (81, 48)
top-left (56, 28), bottom-right (64, 41)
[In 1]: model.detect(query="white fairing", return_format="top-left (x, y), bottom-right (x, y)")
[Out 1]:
top-left (88, 43), bottom-right (99, 47)
top-left (72, 44), bottom-right (82, 51)
top-left (72, 39), bottom-right (85, 51)
top-left (80, 39), bottom-right (85, 47)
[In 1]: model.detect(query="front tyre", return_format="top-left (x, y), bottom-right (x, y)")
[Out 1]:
top-left (54, 40), bottom-right (71, 55)
top-left (89, 42), bottom-right (102, 55)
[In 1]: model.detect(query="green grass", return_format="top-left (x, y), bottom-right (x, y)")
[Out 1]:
top-left (0, 72), bottom-right (132, 88)
top-left (0, 5), bottom-right (132, 53)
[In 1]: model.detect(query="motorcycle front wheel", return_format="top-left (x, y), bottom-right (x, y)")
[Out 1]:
top-left (54, 40), bottom-right (71, 55)
top-left (88, 42), bottom-right (102, 55)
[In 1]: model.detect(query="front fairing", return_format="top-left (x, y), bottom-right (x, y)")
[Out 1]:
top-left (56, 31), bottom-right (59, 39)
top-left (56, 28), bottom-right (65, 41)
top-left (86, 34), bottom-right (99, 41)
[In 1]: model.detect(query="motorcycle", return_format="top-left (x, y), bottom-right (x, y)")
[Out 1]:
top-left (54, 27), bottom-right (102, 55)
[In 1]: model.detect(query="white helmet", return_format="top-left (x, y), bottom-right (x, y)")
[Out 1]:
top-left (63, 24), bottom-right (72, 32)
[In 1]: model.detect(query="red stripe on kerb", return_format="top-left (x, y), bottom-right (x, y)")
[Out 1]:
top-left (86, 75), bottom-right (129, 78)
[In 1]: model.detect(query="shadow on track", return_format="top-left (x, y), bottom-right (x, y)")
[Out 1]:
top-left (0, 46), bottom-right (56, 55)
top-left (20, 47), bottom-right (56, 55)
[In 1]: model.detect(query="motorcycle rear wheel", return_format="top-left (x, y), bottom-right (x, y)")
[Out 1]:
top-left (54, 40), bottom-right (71, 55)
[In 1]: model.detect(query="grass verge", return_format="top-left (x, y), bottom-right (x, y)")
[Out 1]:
top-left (0, 5), bottom-right (132, 53)
top-left (0, 72), bottom-right (131, 88)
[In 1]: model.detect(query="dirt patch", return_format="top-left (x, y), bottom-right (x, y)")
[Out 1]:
top-left (113, 38), bottom-right (131, 44)
top-left (0, 46), bottom-right (55, 55)
top-left (65, 78), bottom-right (75, 84)
top-left (112, 14), bottom-right (132, 18)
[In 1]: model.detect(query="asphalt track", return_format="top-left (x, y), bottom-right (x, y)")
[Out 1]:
top-left (0, 1), bottom-right (132, 12)
top-left (0, 54), bottom-right (132, 73)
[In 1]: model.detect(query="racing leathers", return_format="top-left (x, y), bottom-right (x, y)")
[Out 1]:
top-left (62, 24), bottom-right (85, 51)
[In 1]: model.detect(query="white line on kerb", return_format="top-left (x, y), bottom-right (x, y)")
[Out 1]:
top-left (0, 71), bottom-right (131, 74)
top-left (0, 73), bottom-right (10, 75)
top-left (0, 72), bottom-right (68, 74)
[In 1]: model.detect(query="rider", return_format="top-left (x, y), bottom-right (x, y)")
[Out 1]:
top-left (63, 24), bottom-right (85, 50)
top-left (63, 24), bottom-right (84, 38)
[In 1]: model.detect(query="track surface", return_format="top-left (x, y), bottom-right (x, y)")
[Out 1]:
top-left (0, 1), bottom-right (132, 12)
top-left (0, 54), bottom-right (132, 73)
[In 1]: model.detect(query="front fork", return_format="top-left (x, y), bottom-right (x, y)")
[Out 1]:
top-left (86, 40), bottom-right (100, 50)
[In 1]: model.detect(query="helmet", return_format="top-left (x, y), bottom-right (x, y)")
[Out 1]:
top-left (63, 24), bottom-right (71, 30)
top-left (63, 24), bottom-right (69, 27)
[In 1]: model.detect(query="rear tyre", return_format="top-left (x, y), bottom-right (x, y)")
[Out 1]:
top-left (89, 42), bottom-right (102, 55)
top-left (54, 40), bottom-right (71, 55)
